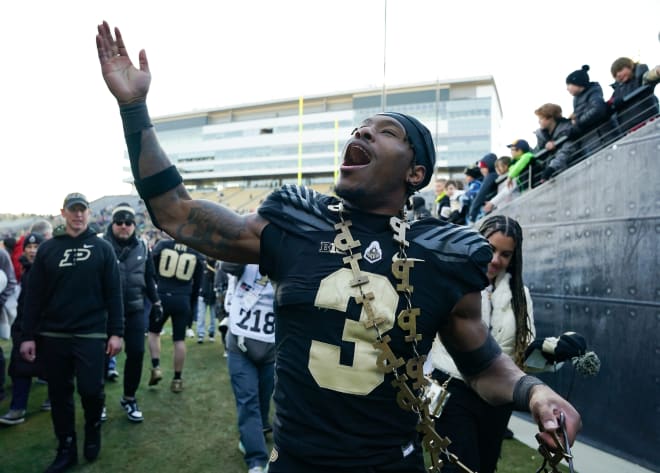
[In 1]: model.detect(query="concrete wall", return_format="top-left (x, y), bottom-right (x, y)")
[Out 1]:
top-left (494, 120), bottom-right (660, 470)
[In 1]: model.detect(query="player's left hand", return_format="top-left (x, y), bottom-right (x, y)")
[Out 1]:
top-left (529, 384), bottom-right (581, 450)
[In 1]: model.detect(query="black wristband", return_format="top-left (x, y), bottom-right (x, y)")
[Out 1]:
top-left (513, 375), bottom-right (546, 412)
top-left (135, 165), bottom-right (183, 200)
top-left (120, 101), bottom-right (153, 135)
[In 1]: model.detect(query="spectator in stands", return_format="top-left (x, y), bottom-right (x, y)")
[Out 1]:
top-left (608, 57), bottom-right (660, 132)
top-left (484, 157), bottom-right (516, 214)
top-left (434, 177), bottom-right (450, 218)
top-left (566, 65), bottom-right (614, 155)
top-left (440, 179), bottom-right (463, 221)
top-left (533, 103), bottom-right (575, 182)
top-left (468, 153), bottom-right (498, 224)
top-left (0, 233), bottom-right (51, 426)
top-left (455, 166), bottom-right (482, 225)
top-left (505, 139), bottom-right (534, 190)
top-left (411, 195), bottom-right (432, 220)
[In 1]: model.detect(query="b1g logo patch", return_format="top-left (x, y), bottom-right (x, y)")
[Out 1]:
top-left (363, 241), bottom-right (383, 264)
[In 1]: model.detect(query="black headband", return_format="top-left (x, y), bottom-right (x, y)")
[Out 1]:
top-left (378, 112), bottom-right (436, 189)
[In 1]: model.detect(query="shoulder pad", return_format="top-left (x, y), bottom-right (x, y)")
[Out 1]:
top-left (258, 184), bottom-right (337, 232)
top-left (412, 221), bottom-right (491, 265)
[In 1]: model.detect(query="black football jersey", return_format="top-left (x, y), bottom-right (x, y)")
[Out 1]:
top-left (258, 185), bottom-right (491, 466)
top-left (152, 239), bottom-right (204, 296)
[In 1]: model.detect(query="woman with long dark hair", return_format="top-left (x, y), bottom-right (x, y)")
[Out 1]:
top-left (429, 215), bottom-right (535, 473)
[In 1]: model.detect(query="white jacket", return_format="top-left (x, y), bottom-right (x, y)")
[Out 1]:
top-left (428, 271), bottom-right (535, 380)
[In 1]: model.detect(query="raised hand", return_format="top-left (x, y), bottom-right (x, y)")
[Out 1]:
top-left (96, 21), bottom-right (151, 105)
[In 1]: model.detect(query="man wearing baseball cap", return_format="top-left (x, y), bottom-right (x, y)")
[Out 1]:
top-left (20, 192), bottom-right (123, 471)
top-left (506, 140), bottom-right (535, 189)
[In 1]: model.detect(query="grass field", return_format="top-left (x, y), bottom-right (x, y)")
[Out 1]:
top-left (0, 334), bottom-right (569, 473)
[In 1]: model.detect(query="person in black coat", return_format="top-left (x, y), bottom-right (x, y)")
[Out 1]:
top-left (468, 153), bottom-right (498, 224)
top-left (566, 65), bottom-right (616, 156)
top-left (608, 56), bottom-right (660, 132)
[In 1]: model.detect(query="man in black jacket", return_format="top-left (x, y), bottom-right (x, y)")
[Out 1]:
top-left (104, 203), bottom-right (161, 423)
top-left (20, 193), bottom-right (124, 473)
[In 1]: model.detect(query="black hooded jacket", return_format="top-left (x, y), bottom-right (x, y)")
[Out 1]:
top-left (468, 153), bottom-right (498, 223)
top-left (22, 226), bottom-right (124, 340)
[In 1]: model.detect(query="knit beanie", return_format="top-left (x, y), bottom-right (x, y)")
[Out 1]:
top-left (566, 65), bottom-right (590, 87)
top-left (23, 233), bottom-right (44, 249)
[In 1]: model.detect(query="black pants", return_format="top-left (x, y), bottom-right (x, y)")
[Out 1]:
top-left (41, 337), bottom-right (105, 441)
top-left (123, 309), bottom-right (146, 398)
top-left (432, 370), bottom-right (512, 473)
top-left (267, 445), bottom-right (425, 473)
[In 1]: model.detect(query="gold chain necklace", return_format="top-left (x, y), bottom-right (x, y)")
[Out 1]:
top-left (329, 200), bottom-right (474, 473)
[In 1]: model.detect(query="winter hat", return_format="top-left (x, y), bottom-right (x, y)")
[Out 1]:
top-left (112, 203), bottom-right (136, 223)
top-left (479, 153), bottom-right (497, 172)
top-left (412, 195), bottom-right (426, 210)
top-left (378, 112), bottom-right (436, 190)
top-left (23, 233), bottom-right (44, 249)
top-left (463, 166), bottom-right (482, 179)
top-left (524, 331), bottom-right (587, 364)
top-left (566, 65), bottom-right (591, 87)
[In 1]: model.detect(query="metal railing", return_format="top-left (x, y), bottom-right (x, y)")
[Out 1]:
top-left (495, 86), bottom-right (659, 194)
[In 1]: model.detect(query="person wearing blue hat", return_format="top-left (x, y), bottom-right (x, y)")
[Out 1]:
top-left (506, 139), bottom-right (535, 189)
top-left (97, 21), bottom-right (581, 473)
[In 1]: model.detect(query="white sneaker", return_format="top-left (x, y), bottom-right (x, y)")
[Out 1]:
top-left (0, 409), bottom-right (26, 425)
top-left (120, 397), bottom-right (144, 423)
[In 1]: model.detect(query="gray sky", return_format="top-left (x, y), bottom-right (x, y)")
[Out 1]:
top-left (2, 0), bottom-right (659, 215)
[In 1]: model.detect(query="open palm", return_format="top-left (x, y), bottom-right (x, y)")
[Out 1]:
top-left (97, 21), bottom-right (151, 104)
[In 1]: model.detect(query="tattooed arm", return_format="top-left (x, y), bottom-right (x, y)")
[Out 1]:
top-left (96, 21), bottom-right (267, 263)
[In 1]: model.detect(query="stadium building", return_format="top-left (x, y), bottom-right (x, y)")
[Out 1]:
top-left (130, 78), bottom-right (502, 199)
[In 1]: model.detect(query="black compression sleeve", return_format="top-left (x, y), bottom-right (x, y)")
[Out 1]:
top-left (120, 101), bottom-right (153, 179)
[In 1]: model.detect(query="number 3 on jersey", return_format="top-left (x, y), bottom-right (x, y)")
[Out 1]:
top-left (158, 248), bottom-right (197, 281)
top-left (311, 268), bottom-right (398, 395)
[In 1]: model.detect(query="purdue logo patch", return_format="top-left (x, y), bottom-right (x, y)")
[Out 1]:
top-left (363, 241), bottom-right (383, 264)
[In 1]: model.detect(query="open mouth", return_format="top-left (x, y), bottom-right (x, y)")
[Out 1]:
top-left (342, 143), bottom-right (371, 167)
